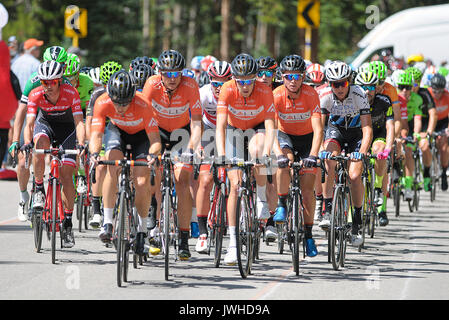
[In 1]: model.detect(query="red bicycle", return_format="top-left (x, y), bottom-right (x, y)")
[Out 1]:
top-left (34, 146), bottom-right (79, 264)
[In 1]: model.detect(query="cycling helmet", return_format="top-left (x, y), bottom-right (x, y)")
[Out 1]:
top-left (157, 50), bottom-right (186, 71)
top-left (256, 56), bottom-right (278, 71)
top-left (306, 63), bottom-right (325, 84)
top-left (413, 62), bottom-right (427, 74)
top-left (199, 70), bottom-right (210, 87)
top-left (272, 68), bottom-right (284, 89)
top-left (107, 70), bottom-right (136, 105)
top-left (207, 60), bottom-right (232, 79)
top-left (79, 66), bottom-right (92, 75)
top-left (43, 46), bottom-right (68, 64)
top-left (406, 54), bottom-right (424, 65)
top-left (230, 53), bottom-right (258, 77)
top-left (406, 67), bottom-right (423, 84)
top-left (131, 64), bottom-right (154, 89)
top-left (190, 56), bottom-right (204, 70)
top-left (64, 53), bottom-right (81, 76)
top-left (129, 56), bottom-right (155, 71)
top-left (438, 66), bottom-right (449, 78)
top-left (100, 61), bottom-right (123, 85)
top-left (354, 71), bottom-right (379, 86)
top-left (38, 60), bottom-right (64, 80)
top-left (368, 61), bottom-right (388, 80)
top-left (201, 55), bottom-right (217, 72)
top-left (395, 70), bottom-right (413, 86)
top-left (325, 61), bottom-right (352, 82)
top-left (88, 67), bottom-right (102, 85)
top-left (430, 73), bottom-right (447, 90)
top-left (279, 55), bottom-right (306, 73)
top-left (356, 62), bottom-right (370, 75)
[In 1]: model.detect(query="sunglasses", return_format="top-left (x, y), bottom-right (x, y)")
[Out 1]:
top-left (40, 79), bottom-right (60, 87)
top-left (432, 88), bottom-right (444, 94)
top-left (398, 85), bottom-right (412, 91)
top-left (211, 81), bottom-right (225, 88)
top-left (283, 74), bottom-right (303, 81)
top-left (257, 70), bottom-right (274, 78)
top-left (235, 78), bottom-right (256, 86)
top-left (362, 85), bottom-right (376, 91)
top-left (331, 80), bottom-right (349, 89)
top-left (161, 71), bottom-right (181, 78)
top-left (113, 101), bottom-right (131, 107)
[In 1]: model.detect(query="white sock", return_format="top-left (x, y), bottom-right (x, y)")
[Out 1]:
top-left (257, 184), bottom-right (267, 202)
top-left (103, 208), bottom-right (113, 225)
top-left (228, 226), bottom-right (236, 248)
top-left (191, 207), bottom-right (198, 223)
top-left (20, 190), bottom-right (29, 203)
top-left (138, 216), bottom-right (147, 233)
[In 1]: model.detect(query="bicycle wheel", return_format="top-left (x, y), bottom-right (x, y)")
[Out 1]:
top-left (291, 191), bottom-right (301, 276)
top-left (160, 187), bottom-right (171, 280)
top-left (76, 193), bottom-right (84, 232)
top-left (116, 191), bottom-right (129, 287)
top-left (394, 183), bottom-right (401, 217)
top-left (235, 192), bottom-right (253, 279)
top-left (368, 167), bottom-right (376, 239)
top-left (360, 184), bottom-right (369, 252)
top-left (51, 180), bottom-right (57, 264)
top-left (213, 186), bottom-right (226, 268)
top-left (32, 208), bottom-right (43, 253)
top-left (329, 186), bottom-right (344, 271)
top-left (276, 222), bottom-right (285, 254)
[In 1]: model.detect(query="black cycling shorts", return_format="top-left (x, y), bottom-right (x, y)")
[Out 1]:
top-left (225, 122), bottom-right (265, 162)
top-left (104, 122), bottom-right (149, 160)
top-left (324, 124), bottom-right (362, 153)
top-left (277, 131), bottom-right (313, 159)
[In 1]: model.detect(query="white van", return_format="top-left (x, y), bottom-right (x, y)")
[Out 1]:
top-left (348, 4), bottom-right (449, 68)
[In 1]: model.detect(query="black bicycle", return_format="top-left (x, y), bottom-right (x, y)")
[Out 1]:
top-left (388, 141), bottom-right (403, 218)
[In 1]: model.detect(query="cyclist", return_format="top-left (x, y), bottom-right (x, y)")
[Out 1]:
top-left (407, 66), bottom-right (437, 192)
top-left (24, 60), bottom-right (85, 248)
top-left (9, 46), bottom-right (68, 222)
top-left (271, 54), bottom-right (323, 257)
top-left (318, 61), bottom-right (373, 247)
top-left (85, 60), bottom-right (122, 228)
top-left (195, 60), bottom-right (232, 253)
top-left (142, 49), bottom-right (203, 260)
top-left (89, 70), bottom-right (161, 255)
top-left (215, 53), bottom-right (276, 265)
top-left (396, 70), bottom-right (424, 201)
top-left (88, 67), bottom-right (103, 89)
top-left (354, 71), bottom-right (394, 226)
top-left (429, 73), bottom-right (449, 190)
top-left (64, 53), bottom-right (94, 116)
top-left (255, 56), bottom-right (278, 241)
top-left (131, 64), bottom-right (154, 91)
top-left (190, 55), bottom-right (204, 83)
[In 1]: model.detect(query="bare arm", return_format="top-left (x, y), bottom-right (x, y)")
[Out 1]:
top-left (359, 114), bottom-right (373, 154)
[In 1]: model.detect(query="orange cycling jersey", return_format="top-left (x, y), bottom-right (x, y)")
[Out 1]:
top-left (217, 80), bottom-right (275, 130)
top-left (273, 84), bottom-right (321, 136)
top-left (429, 88), bottom-right (449, 121)
top-left (91, 91), bottom-right (159, 135)
top-left (381, 82), bottom-right (400, 107)
top-left (141, 74), bottom-right (202, 132)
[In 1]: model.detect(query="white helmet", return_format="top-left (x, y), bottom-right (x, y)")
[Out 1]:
top-left (38, 60), bottom-right (64, 80)
top-left (325, 61), bottom-right (352, 82)
top-left (88, 67), bottom-right (102, 85)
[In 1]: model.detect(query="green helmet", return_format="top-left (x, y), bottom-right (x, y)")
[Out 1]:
top-left (368, 61), bottom-right (388, 81)
top-left (396, 70), bottom-right (413, 86)
top-left (354, 71), bottom-right (379, 86)
top-left (100, 61), bottom-right (122, 85)
top-left (64, 53), bottom-right (81, 76)
top-left (406, 67), bottom-right (423, 84)
top-left (43, 46), bottom-right (68, 64)
top-left (438, 66), bottom-right (449, 77)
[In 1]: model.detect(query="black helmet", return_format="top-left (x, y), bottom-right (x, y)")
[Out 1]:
top-left (430, 73), bottom-right (447, 90)
top-left (231, 53), bottom-right (258, 77)
top-left (157, 50), bottom-right (186, 71)
top-left (257, 56), bottom-right (278, 71)
top-left (130, 56), bottom-right (155, 71)
top-left (131, 64), bottom-right (154, 90)
top-left (279, 55), bottom-right (306, 73)
top-left (107, 70), bottom-right (136, 105)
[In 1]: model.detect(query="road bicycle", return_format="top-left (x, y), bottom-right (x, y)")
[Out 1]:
top-left (388, 141), bottom-right (404, 218)
top-left (360, 154), bottom-right (377, 252)
top-left (75, 146), bottom-right (92, 232)
top-left (34, 146), bottom-right (79, 264)
top-left (429, 131), bottom-right (444, 202)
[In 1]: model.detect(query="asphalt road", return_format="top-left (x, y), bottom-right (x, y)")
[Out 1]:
top-left (1, 177), bottom-right (449, 302)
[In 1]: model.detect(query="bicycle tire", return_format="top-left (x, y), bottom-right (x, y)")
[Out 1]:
top-left (329, 186), bottom-right (344, 271)
top-left (276, 223), bottom-right (285, 254)
top-left (161, 187), bottom-right (171, 280)
top-left (116, 191), bottom-right (128, 287)
top-left (394, 183), bottom-right (400, 217)
top-left (84, 204), bottom-right (90, 230)
top-left (360, 175), bottom-right (370, 252)
top-left (291, 191), bottom-right (300, 275)
top-left (369, 166), bottom-right (376, 239)
top-left (51, 180), bottom-right (57, 265)
top-left (77, 193), bottom-right (84, 232)
top-left (235, 192), bottom-right (253, 279)
top-left (33, 208), bottom-right (43, 253)
top-left (213, 186), bottom-right (226, 268)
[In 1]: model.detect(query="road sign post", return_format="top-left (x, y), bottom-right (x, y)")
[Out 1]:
top-left (297, 0), bottom-right (319, 61)
top-left (64, 5), bottom-right (87, 48)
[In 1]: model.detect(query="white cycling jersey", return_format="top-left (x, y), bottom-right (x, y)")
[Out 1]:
top-left (200, 83), bottom-right (218, 128)
top-left (320, 84), bottom-right (370, 129)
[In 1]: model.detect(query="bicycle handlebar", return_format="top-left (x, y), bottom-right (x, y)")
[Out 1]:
top-left (34, 148), bottom-right (79, 155)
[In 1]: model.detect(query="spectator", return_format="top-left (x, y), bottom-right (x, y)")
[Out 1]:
top-left (8, 35), bottom-right (19, 65)
top-left (11, 38), bottom-right (43, 90)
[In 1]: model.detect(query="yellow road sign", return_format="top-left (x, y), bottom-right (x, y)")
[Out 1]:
top-left (297, 0), bottom-right (320, 29)
top-left (64, 5), bottom-right (87, 38)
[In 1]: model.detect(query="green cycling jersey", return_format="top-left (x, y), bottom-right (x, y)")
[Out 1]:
top-left (74, 73), bottom-right (94, 111)
top-left (406, 91), bottom-right (423, 122)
